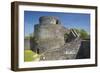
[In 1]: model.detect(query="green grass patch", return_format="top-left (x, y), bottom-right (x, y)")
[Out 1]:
top-left (24, 50), bottom-right (40, 62)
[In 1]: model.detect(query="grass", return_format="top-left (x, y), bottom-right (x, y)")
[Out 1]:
top-left (24, 50), bottom-right (40, 62)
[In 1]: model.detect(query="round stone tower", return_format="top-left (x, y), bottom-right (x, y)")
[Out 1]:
top-left (39, 16), bottom-right (59, 24)
top-left (34, 16), bottom-right (65, 54)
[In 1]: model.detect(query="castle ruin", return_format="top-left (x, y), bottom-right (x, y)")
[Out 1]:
top-left (32, 16), bottom-right (80, 60)
top-left (25, 16), bottom-right (90, 61)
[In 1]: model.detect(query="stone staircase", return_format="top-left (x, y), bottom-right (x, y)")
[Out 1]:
top-left (63, 37), bottom-right (81, 59)
top-left (39, 37), bottom-right (81, 60)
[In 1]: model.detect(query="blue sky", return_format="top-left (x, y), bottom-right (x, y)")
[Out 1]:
top-left (24, 11), bottom-right (90, 36)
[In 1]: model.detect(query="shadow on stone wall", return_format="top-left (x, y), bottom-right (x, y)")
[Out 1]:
top-left (76, 39), bottom-right (90, 59)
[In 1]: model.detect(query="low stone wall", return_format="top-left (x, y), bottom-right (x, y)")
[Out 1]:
top-left (24, 38), bottom-right (30, 50)
top-left (24, 37), bottom-right (37, 52)
top-left (76, 40), bottom-right (90, 59)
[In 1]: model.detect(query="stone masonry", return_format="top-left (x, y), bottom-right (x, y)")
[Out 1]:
top-left (32, 16), bottom-right (81, 60)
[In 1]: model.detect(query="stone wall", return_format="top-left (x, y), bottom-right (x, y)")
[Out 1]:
top-left (24, 38), bottom-right (30, 50)
top-left (34, 16), bottom-right (67, 54)
top-left (76, 40), bottom-right (90, 59)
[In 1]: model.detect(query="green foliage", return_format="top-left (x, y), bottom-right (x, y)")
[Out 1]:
top-left (79, 29), bottom-right (89, 39)
top-left (73, 28), bottom-right (89, 40)
top-left (24, 50), bottom-right (40, 62)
